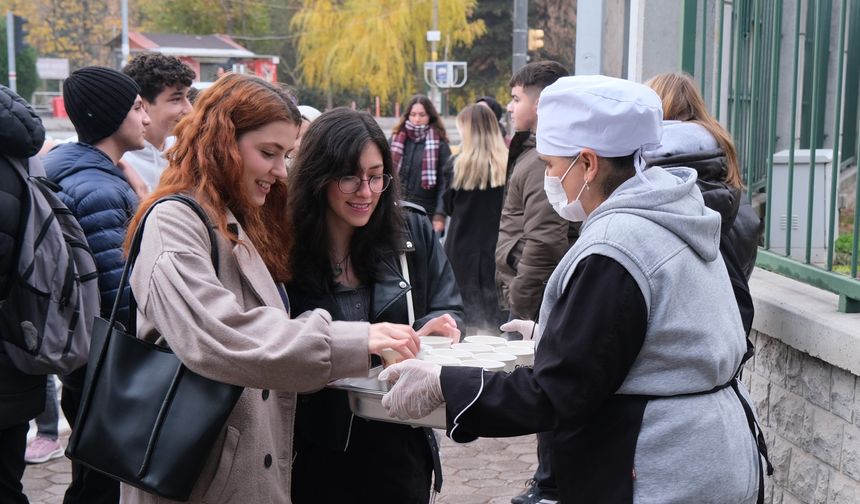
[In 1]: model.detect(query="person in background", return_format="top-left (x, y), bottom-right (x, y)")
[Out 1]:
top-left (0, 84), bottom-right (48, 504)
top-left (24, 378), bottom-right (63, 464)
top-left (121, 75), bottom-right (420, 504)
top-left (442, 104), bottom-right (508, 334)
top-left (644, 71), bottom-right (761, 335)
top-left (293, 105), bottom-right (322, 154)
top-left (380, 75), bottom-right (768, 504)
top-left (42, 66), bottom-right (150, 504)
top-left (494, 60), bottom-right (572, 504)
top-left (476, 95), bottom-right (508, 140)
top-left (286, 108), bottom-right (462, 503)
top-left (390, 95), bottom-right (451, 232)
top-left (185, 86), bottom-right (200, 105)
top-left (121, 53), bottom-right (195, 192)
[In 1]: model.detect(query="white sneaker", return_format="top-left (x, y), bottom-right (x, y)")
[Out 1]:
top-left (24, 435), bottom-right (64, 464)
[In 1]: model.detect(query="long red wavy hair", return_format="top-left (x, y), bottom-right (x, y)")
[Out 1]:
top-left (123, 73), bottom-right (301, 282)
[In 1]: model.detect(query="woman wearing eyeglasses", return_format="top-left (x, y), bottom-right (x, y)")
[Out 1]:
top-left (285, 108), bottom-right (463, 503)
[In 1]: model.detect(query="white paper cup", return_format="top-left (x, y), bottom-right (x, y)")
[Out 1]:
top-left (472, 352), bottom-right (518, 372)
top-left (422, 354), bottom-right (461, 366)
top-left (420, 336), bottom-right (453, 349)
top-left (506, 339), bottom-right (536, 349)
top-left (503, 345), bottom-right (535, 367)
top-left (452, 342), bottom-right (495, 354)
top-left (416, 344), bottom-right (431, 360)
top-left (464, 335), bottom-right (509, 347)
top-left (380, 348), bottom-right (403, 367)
top-left (460, 359), bottom-right (506, 372)
top-left (431, 348), bottom-right (472, 360)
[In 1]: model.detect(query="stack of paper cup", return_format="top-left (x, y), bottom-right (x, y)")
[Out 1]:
top-left (452, 342), bottom-right (495, 354)
top-left (431, 348), bottom-right (473, 360)
top-left (415, 335), bottom-right (535, 371)
top-left (502, 340), bottom-right (535, 368)
top-left (422, 354), bottom-right (461, 366)
top-left (472, 352), bottom-right (517, 372)
top-left (464, 335), bottom-right (508, 347)
top-left (460, 359), bottom-right (506, 371)
top-left (420, 336), bottom-right (453, 350)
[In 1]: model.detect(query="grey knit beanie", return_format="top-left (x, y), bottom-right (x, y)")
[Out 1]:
top-left (63, 66), bottom-right (141, 145)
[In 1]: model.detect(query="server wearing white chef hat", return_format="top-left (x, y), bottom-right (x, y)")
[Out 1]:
top-left (380, 75), bottom-right (770, 504)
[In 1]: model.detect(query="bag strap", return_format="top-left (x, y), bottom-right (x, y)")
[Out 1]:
top-left (398, 246), bottom-right (444, 495)
top-left (107, 194), bottom-right (219, 334)
top-left (398, 252), bottom-right (415, 326)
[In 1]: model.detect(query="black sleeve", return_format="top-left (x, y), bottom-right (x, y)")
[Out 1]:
top-left (439, 155), bottom-right (456, 217)
top-left (441, 254), bottom-right (648, 442)
top-left (0, 163), bottom-right (24, 295)
top-left (408, 210), bottom-right (465, 331)
top-left (434, 142), bottom-right (452, 217)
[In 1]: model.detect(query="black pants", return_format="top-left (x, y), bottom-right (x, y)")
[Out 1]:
top-left (534, 430), bottom-right (558, 498)
top-left (0, 422), bottom-right (29, 504)
top-left (292, 417), bottom-right (433, 504)
top-left (60, 376), bottom-right (119, 504)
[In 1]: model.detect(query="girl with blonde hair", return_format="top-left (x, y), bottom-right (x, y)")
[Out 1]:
top-left (442, 104), bottom-right (508, 333)
top-left (644, 71), bottom-right (761, 334)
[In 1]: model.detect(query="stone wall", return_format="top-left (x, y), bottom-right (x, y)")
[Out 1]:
top-left (745, 269), bottom-right (860, 503)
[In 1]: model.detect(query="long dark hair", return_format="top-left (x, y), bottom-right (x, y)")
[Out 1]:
top-left (392, 95), bottom-right (449, 142)
top-left (287, 108), bottom-right (404, 294)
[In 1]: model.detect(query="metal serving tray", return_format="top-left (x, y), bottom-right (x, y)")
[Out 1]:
top-left (327, 368), bottom-right (447, 429)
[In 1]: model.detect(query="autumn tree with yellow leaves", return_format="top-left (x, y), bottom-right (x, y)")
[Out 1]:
top-left (1, 0), bottom-right (121, 68)
top-left (292, 0), bottom-right (485, 107)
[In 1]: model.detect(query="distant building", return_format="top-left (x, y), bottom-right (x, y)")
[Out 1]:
top-left (108, 32), bottom-right (279, 84)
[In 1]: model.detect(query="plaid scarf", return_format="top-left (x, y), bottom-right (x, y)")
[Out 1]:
top-left (390, 121), bottom-right (440, 189)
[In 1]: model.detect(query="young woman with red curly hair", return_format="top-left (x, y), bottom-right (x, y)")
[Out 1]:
top-left (120, 74), bottom-right (420, 504)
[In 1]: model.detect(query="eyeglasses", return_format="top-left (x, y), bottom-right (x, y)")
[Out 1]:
top-left (336, 174), bottom-right (392, 194)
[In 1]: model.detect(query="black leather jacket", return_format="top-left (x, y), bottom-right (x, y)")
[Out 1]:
top-left (646, 148), bottom-right (762, 333)
top-left (0, 85), bottom-right (47, 428)
top-left (287, 201), bottom-right (464, 451)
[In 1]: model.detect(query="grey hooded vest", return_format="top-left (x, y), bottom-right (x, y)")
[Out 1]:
top-left (538, 166), bottom-right (761, 503)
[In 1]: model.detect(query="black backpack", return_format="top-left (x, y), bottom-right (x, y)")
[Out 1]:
top-left (0, 155), bottom-right (99, 375)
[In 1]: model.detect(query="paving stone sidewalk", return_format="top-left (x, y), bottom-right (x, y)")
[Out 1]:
top-left (23, 431), bottom-right (537, 503)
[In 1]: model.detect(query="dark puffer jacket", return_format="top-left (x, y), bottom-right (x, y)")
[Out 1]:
top-left (0, 85), bottom-right (47, 428)
top-left (42, 142), bottom-right (138, 325)
top-left (644, 121), bottom-right (762, 333)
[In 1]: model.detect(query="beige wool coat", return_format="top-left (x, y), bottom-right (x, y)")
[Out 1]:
top-left (120, 200), bottom-right (371, 504)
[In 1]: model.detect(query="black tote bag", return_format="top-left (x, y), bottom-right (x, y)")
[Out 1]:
top-left (66, 194), bottom-right (244, 501)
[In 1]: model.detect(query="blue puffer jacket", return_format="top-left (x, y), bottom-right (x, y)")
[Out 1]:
top-left (42, 142), bottom-right (138, 324)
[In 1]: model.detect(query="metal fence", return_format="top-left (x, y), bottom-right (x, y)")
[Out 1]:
top-left (683, 0), bottom-right (860, 312)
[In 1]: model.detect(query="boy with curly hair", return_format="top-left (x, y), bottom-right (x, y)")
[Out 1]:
top-left (121, 53), bottom-right (195, 191)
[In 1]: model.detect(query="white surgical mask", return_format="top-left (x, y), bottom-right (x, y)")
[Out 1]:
top-left (543, 154), bottom-right (589, 222)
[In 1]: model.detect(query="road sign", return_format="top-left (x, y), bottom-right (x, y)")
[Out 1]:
top-left (36, 58), bottom-right (70, 80)
top-left (423, 61), bottom-right (467, 89)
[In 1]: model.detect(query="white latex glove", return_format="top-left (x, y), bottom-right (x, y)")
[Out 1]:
top-left (379, 359), bottom-right (443, 420)
top-left (500, 319), bottom-right (539, 340)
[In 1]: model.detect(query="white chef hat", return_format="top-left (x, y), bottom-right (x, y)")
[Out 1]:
top-left (297, 105), bottom-right (322, 122)
top-left (536, 75), bottom-right (663, 185)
